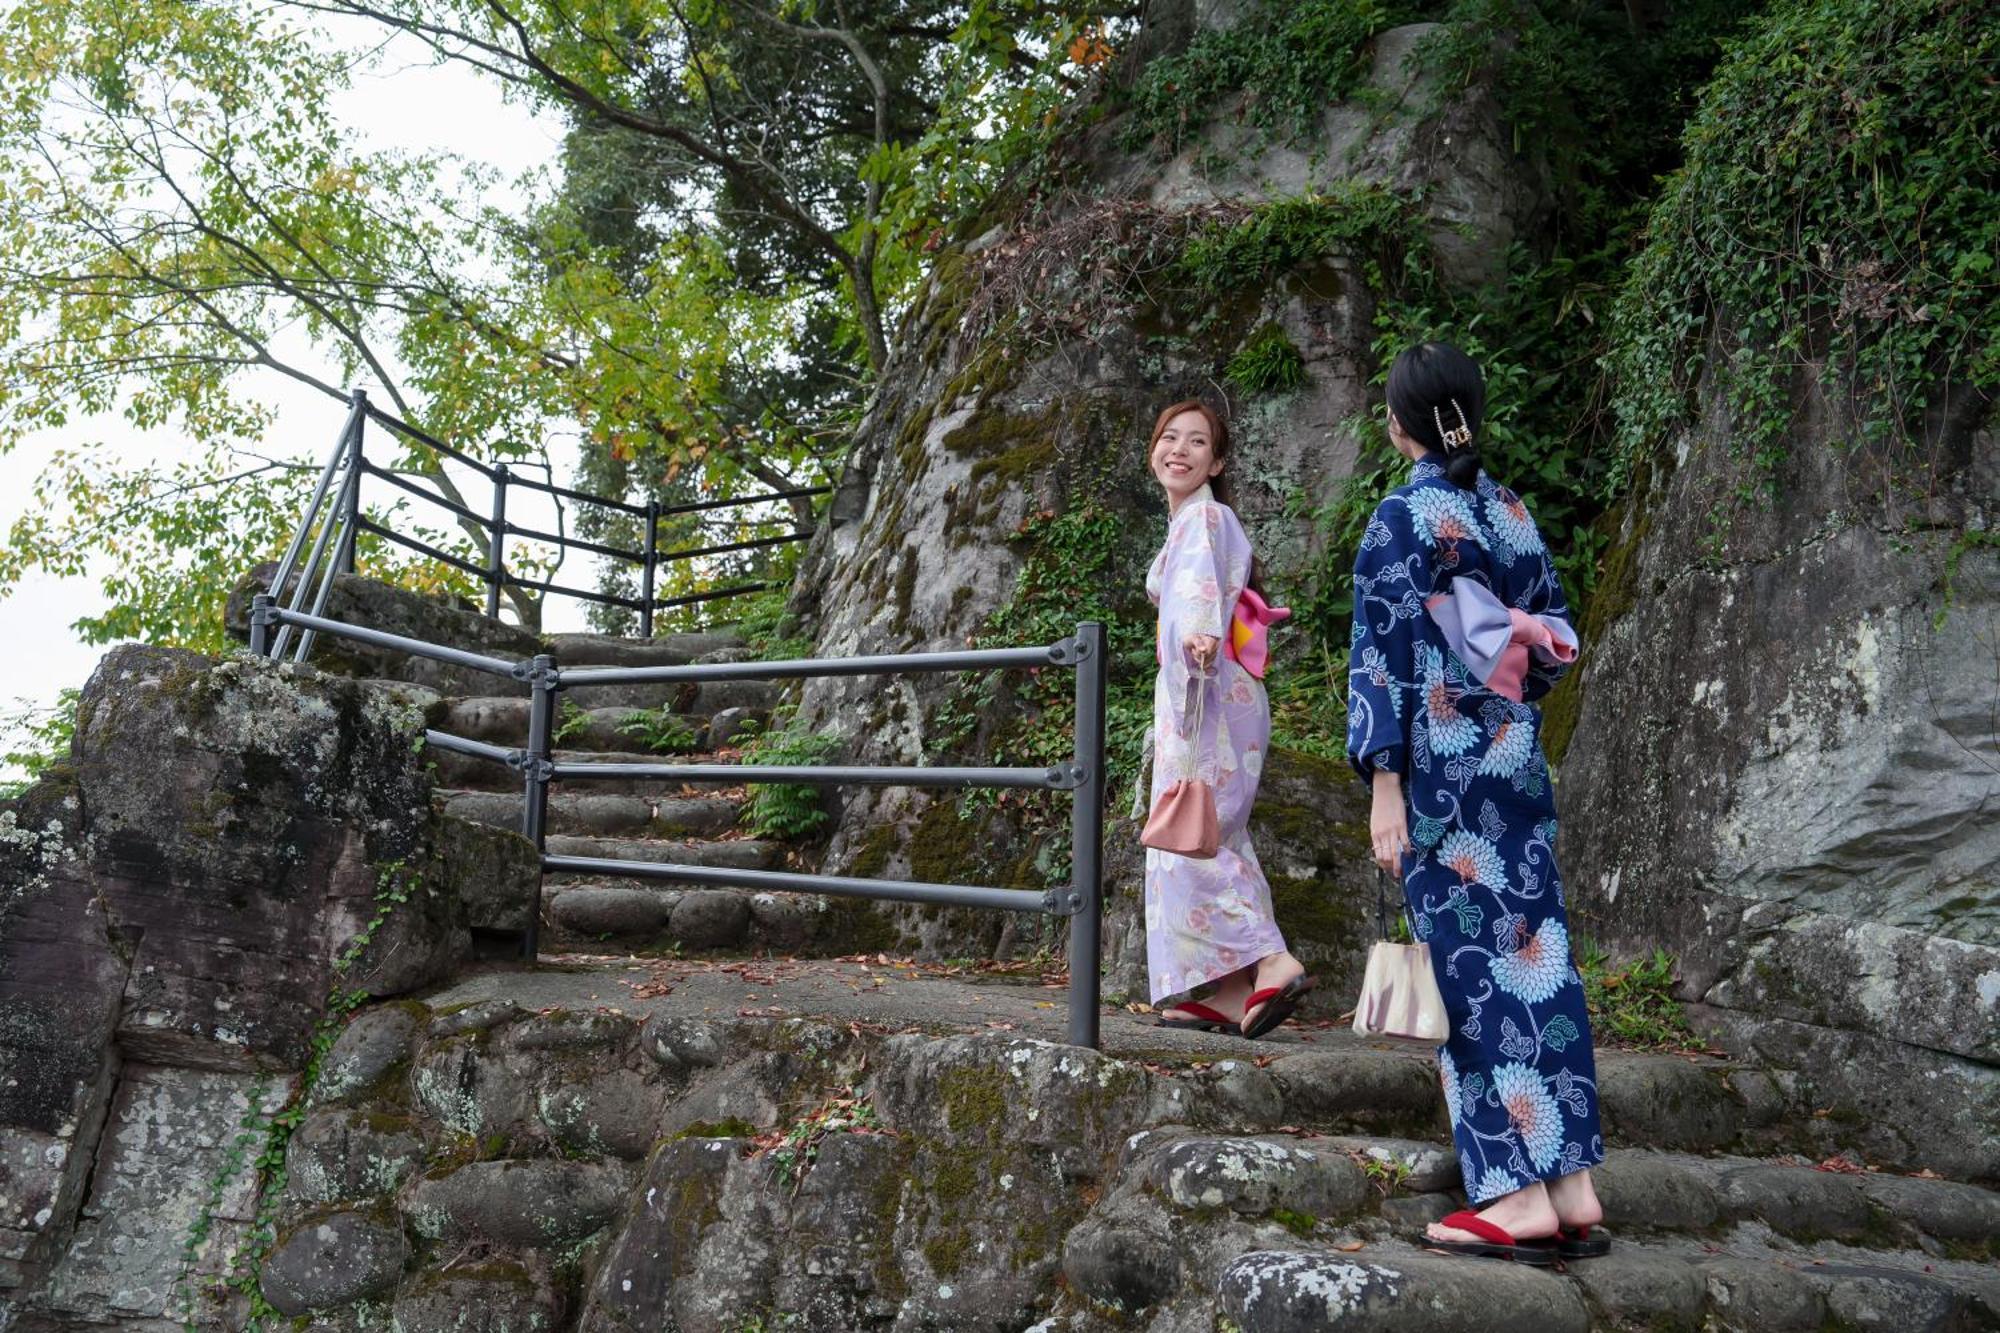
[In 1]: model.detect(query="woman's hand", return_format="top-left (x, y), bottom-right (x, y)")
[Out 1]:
top-left (1184, 633), bottom-right (1221, 673)
top-left (1370, 770), bottom-right (1410, 876)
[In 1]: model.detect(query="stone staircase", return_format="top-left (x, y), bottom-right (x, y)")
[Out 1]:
top-left (258, 965), bottom-right (2000, 1332)
top-left (418, 627), bottom-right (843, 957)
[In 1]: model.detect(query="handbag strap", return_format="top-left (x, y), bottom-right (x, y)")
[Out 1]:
top-left (1181, 668), bottom-right (1209, 781)
top-left (1375, 868), bottom-right (1412, 943)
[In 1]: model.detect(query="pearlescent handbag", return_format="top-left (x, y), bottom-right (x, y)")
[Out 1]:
top-left (1141, 671), bottom-right (1218, 859)
top-left (1353, 871), bottom-right (1448, 1044)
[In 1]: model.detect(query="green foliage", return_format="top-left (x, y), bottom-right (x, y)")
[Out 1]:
top-left (553, 698), bottom-right (592, 747)
top-left (0, 688), bottom-right (78, 798)
top-left (617, 707), bottom-right (702, 756)
top-left (1607, 0), bottom-right (1999, 493)
top-left (1122, 0), bottom-right (1408, 152)
top-left (1171, 186), bottom-right (1414, 300)
top-left (942, 499), bottom-right (1157, 820)
top-left (740, 708), bottom-right (839, 840)
top-left (761, 1086), bottom-right (889, 1191)
top-left (1225, 325), bottom-right (1307, 395)
top-left (1574, 936), bottom-right (1700, 1051)
top-left (731, 586), bottom-right (815, 661)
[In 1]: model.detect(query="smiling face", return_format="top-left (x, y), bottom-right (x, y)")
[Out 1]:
top-left (1150, 408), bottom-right (1224, 505)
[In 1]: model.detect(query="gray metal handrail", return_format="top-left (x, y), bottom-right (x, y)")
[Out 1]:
top-left (345, 397), bottom-right (828, 632)
top-left (246, 593), bottom-right (1110, 1048)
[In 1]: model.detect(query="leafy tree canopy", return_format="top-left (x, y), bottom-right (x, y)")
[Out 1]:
top-left (0, 0), bottom-right (1124, 646)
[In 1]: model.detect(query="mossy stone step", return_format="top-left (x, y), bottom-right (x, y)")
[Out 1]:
top-left (428, 747), bottom-right (748, 794)
top-left (438, 789), bottom-right (741, 839)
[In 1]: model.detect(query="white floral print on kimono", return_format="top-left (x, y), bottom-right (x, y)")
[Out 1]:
top-left (1142, 485), bottom-right (1287, 1003)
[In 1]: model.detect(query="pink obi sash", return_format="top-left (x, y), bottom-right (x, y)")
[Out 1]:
top-left (1155, 588), bottom-right (1292, 679)
top-left (1424, 580), bottom-right (1577, 702)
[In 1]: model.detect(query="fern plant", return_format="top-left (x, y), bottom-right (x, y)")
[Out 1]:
top-left (616, 707), bottom-right (702, 755)
top-left (739, 710), bottom-right (838, 840)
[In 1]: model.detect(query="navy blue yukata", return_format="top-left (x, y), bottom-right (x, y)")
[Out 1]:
top-left (1346, 454), bottom-right (1605, 1204)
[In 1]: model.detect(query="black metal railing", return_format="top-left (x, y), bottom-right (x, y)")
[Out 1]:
top-left (247, 597), bottom-right (1110, 1049)
top-left (262, 388), bottom-right (831, 658)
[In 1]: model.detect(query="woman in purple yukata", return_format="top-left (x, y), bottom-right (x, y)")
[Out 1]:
top-left (1142, 399), bottom-right (1313, 1040)
top-left (1347, 342), bottom-right (1608, 1262)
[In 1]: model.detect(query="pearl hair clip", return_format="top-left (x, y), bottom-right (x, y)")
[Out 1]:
top-left (1433, 398), bottom-right (1474, 452)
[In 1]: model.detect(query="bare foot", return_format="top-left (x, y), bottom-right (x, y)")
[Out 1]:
top-left (1425, 1181), bottom-right (1560, 1245)
top-left (1241, 951), bottom-right (1306, 1031)
top-left (1545, 1168), bottom-right (1603, 1232)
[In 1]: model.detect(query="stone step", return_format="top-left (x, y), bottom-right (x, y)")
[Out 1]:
top-left (553, 673), bottom-right (786, 715)
top-left (1109, 1128), bottom-right (2000, 1257)
top-left (540, 629), bottom-right (742, 668)
top-left (428, 690), bottom-right (775, 748)
top-left (1196, 1234), bottom-right (2000, 1333)
top-left (542, 834), bottom-right (785, 877)
top-left (427, 747), bottom-right (752, 793)
top-left (542, 883), bottom-right (864, 955)
top-left (437, 789), bottom-right (742, 839)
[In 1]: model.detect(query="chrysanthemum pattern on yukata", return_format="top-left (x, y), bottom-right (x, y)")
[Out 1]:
top-left (1346, 457), bottom-right (1604, 1204)
top-left (1142, 486), bottom-right (1287, 1004)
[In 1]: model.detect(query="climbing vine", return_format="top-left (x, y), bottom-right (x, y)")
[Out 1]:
top-left (1607, 0), bottom-right (2000, 495)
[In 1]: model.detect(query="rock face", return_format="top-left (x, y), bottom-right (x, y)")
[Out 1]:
top-left (789, 21), bottom-right (1545, 981)
top-left (1556, 356), bottom-right (2000, 1178)
top-left (0, 646), bottom-right (510, 1321)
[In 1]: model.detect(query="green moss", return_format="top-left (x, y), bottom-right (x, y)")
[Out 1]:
top-left (845, 825), bottom-right (899, 880)
top-left (1270, 1207), bottom-right (1318, 1237)
top-left (931, 1153), bottom-right (980, 1202)
top-left (908, 800), bottom-right (983, 886)
top-left (1544, 491), bottom-right (1653, 766)
top-left (938, 1067), bottom-right (1008, 1140)
top-left (1261, 874), bottom-right (1360, 958)
top-left (820, 894), bottom-right (899, 954)
top-left (893, 547), bottom-right (920, 637)
top-left (922, 1228), bottom-right (971, 1277)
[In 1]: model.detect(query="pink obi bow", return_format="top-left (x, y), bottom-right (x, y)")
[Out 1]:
top-left (1226, 587), bottom-right (1291, 679)
top-left (1154, 588), bottom-right (1292, 679)
top-left (1424, 580), bottom-right (1577, 702)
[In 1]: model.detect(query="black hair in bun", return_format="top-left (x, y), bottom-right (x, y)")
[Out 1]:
top-left (1386, 341), bottom-right (1487, 490)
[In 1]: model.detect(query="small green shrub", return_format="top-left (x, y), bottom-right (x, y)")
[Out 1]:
top-left (1122, 0), bottom-right (1407, 152)
top-left (740, 709), bottom-right (838, 840)
top-left (552, 698), bottom-right (592, 746)
top-left (1171, 186), bottom-right (1413, 299)
top-left (1575, 936), bottom-right (1699, 1051)
top-left (1226, 325), bottom-right (1307, 394)
top-left (616, 708), bottom-right (702, 755)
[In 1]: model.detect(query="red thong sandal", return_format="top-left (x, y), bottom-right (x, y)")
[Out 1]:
top-left (1416, 1211), bottom-right (1560, 1265)
top-left (1155, 1001), bottom-right (1234, 1033)
top-left (1239, 974), bottom-right (1315, 1040)
top-left (1526, 1224), bottom-right (1611, 1259)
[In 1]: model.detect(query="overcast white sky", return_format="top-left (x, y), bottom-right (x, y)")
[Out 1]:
top-left (0, 30), bottom-right (580, 774)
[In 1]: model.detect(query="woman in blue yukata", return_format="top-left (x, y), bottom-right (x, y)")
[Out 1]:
top-left (1346, 343), bottom-right (1609, 1263)
top-left (1142, 399), bottom-right (1313, 1040)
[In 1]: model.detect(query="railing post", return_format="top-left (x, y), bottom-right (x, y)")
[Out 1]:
top-left (487, 465), bottom-right (509, 620)
top-left (519, 652), bottom-right (557, 961)
top-left (1067, 621), bottom-right (1107, 1049)
top-left (249, 593), bottom-right (272, 658)
top-left (339, 388), bottom-right (367, 575)
top-left (640, 499), bottom-right (659, 639)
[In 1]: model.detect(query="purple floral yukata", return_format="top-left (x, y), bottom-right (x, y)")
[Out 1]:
top-left (1143, 485), bottom-right (1287, 1004)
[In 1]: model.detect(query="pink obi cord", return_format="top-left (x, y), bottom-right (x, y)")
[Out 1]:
top-left (1424, 580), bottom-right (1577, 702)
top-left (1156, 588), bottom-right (1292, 679)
